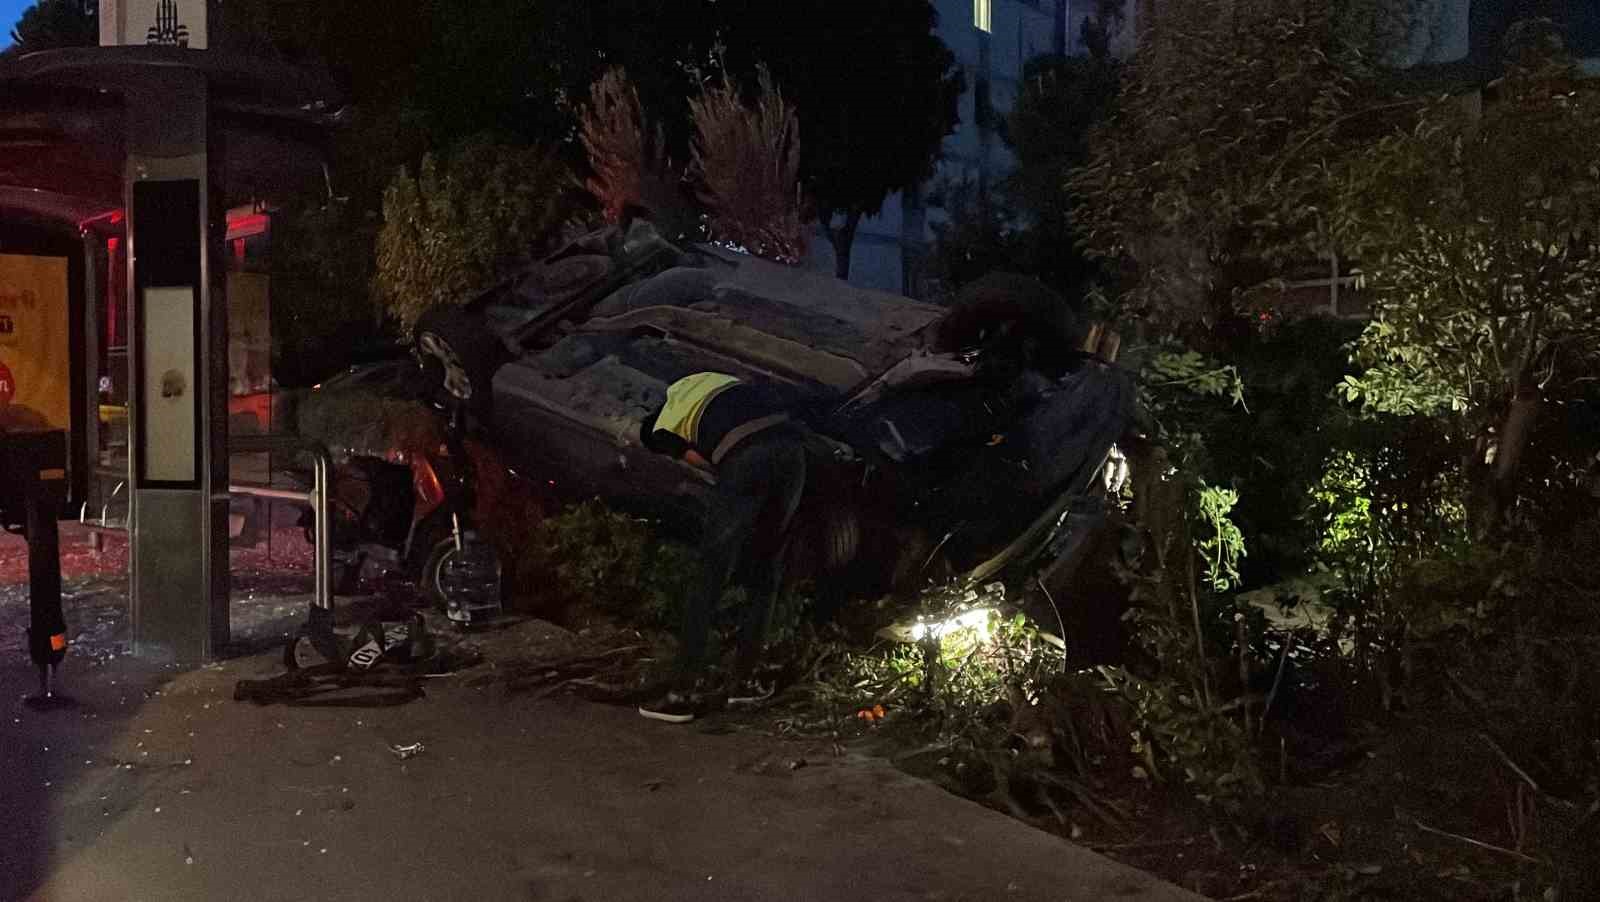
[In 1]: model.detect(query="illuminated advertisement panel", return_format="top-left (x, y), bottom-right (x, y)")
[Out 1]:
top-left (0, 253), bottom-right (71, 433)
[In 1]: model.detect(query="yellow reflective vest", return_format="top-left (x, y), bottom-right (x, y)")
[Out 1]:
top-left (653, 372), bottom-right (743, 449)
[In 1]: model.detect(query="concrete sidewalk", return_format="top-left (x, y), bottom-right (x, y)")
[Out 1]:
top-left (4, 639), bottom-right (1206, 902)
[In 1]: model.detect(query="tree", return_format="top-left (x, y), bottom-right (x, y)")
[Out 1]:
top-left (374, 140), bottom-right (579, 333)
top-left (214, 0), bottom-right (435, 112)
top-left (8, 0), bottom-right (96, 54)
top-left (1334, 34), bottom-right (1600, 534)
top-left (269, 199), bottom-right (386, 387)
top-left (1009, 53), bottom-right (1120, 214)
top-left (994, 51), bottom-right (1121, 296)
top-left (553, 0), bottom-right (720, 159)
top-left (1069, 0), bottom-right (1395, 334)
top-left (925, 175), bottom-right (1023, 298)
top-left (403, 0), bottom-right (570, 149)
top-left (1077, 0), bottom-right (1127, 60)
top-left (715, 0), bottom-right (962, 279)
top-left (926, 26), bottom-right (1121, 302)
top-left (217, 0), bottom-right (571, 179)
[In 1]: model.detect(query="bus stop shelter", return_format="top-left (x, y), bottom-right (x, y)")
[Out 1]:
top-left (0, 44), bottom-right (339, 662)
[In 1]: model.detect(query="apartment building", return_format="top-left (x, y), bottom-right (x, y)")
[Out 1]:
top-left (804, 0), bottom-right (1075, 297)
top-left (808, 1), bottom-right (1595, 301)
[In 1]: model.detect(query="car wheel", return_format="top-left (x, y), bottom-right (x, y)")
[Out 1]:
top-left (421, 534), bottom-right (503, 626)
top-left (820, 506), bottom-right (860, 573)
top-left (414, 307), bottom-right (506, 413)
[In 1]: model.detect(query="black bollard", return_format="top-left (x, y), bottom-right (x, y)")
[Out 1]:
top-left (2, 430), bottom-right (69, 707)
top-left (26, 456), bottom-right (67, 699)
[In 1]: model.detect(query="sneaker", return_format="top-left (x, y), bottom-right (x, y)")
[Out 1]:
top-left (726, 680), bottom-right (776, 707)
top-left (638, 691), bottom-right (697, 724)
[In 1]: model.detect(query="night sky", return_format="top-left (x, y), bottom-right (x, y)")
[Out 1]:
top-left (1, 0), bottom-right (32, 47)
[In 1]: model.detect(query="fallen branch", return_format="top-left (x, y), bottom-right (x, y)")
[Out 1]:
top-left (525, 645), bottom-right (647, 671)
top-left (1036, 578), bottom-right (1070, 666)
top-left (890, 741), bottom-right (954, 765)
top-left (1443, 668), bottom-right (1486, 708)
top-left (496, 645), bottom-right (648, 691)
top-left (801, 646), bottom-right (844, 684)
top-left (1477, 732), bottom-right (1577, 810)
top-left (526, 675), bottom-right (619, 702)
top-left (1478, 732), bottom-right (1535, 791)
top-left (1035, 770), bottom-right (1133, 832)
top-left (1404, 812), bottom-right (1542, 864)
top-left (1086, 835), bottom-right (1199, 853)
top-left (1259, 637), bottom-right (1293, 736)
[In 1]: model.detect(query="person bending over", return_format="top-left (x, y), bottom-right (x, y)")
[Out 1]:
top-left (637, 372), bottom-right (808, 723)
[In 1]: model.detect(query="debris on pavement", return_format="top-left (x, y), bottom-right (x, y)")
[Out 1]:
top-left (476, 642), bottom-right (653, 701)
top-left (390, 742), bottom-right (425, 760)
top-left (232, 666), bottom-right (426, 708)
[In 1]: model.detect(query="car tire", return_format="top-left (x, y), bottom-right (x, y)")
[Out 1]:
top-left (819, 506), bottom-right (860, 573)
top-left (414, 307), bottom-right (506, 414)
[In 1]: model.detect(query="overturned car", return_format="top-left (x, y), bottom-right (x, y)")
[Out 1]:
top-left (411, 217), bottom-right (1136, 607)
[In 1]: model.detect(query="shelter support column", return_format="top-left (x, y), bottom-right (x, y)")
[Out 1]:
top-left (125, 67), bottom-right (229, 662)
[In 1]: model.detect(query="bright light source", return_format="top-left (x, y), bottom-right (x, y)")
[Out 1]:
top-left (974, 0), bottom-right (992, 33)
top-left (909, 608), bottom-right (995, 642)
top-left (1104, 443), bottom-right (1130, 494)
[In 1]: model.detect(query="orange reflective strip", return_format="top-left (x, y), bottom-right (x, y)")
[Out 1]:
top-left (50, 633), bottom-right (67, 651)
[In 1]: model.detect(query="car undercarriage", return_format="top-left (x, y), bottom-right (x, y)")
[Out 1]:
top-left (398, 218), bottom-right (1136, 600)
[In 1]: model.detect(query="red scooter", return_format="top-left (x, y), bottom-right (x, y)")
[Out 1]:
top-left (299, 401), bottom-right (504, 627)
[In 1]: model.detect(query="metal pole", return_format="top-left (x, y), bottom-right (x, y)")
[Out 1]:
top-left (313, 447), bottom-right (330, 610)
top-left (81, 229), bottom-right (101, 509)
top-left (230, 434), bottom-right (333, 611)
top-left (1330, 252), bottom-right (1341, 318)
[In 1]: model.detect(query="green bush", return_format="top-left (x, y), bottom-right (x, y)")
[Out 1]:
top-left (506, 500), bottom-right (813, 655)
top-left (1302, 413), bottom-right (1468, 708)
top-left (810, 582), bottom-right (1065, 750)
top-left (1411, 520), bottom-right (1600, 800)
top-left (374, 138), bottom-right (583, 333)
top-left (505, 500), bottom-right (695, 626)
top-left (1108, 480), bottom-right (1265, 806)
top-left (1102, 345), bottom-right (1268, 805)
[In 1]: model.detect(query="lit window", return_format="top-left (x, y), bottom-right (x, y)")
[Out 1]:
top-left (974, 0), bottom-right (992, 32)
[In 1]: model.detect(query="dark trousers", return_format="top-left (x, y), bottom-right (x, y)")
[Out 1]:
top-left (674, 432), bottom-right (807, 686)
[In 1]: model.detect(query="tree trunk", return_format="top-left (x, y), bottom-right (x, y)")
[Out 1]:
top-left (818, 209), bottom-right (862, 280)
top-left (1487, 391), bottom-right (1542, 533)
